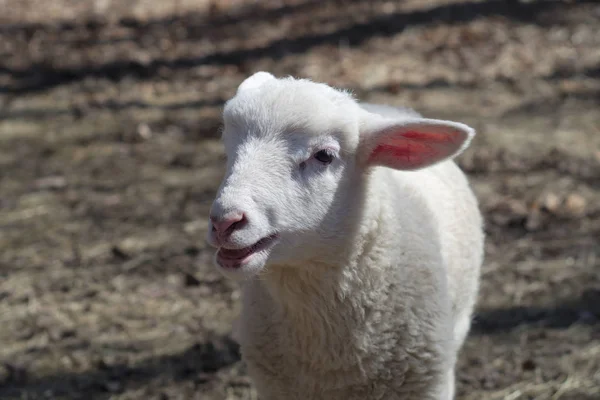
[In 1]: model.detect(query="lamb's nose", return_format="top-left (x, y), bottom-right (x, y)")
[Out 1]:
top-left (211, 213), bottom-right (246, 238)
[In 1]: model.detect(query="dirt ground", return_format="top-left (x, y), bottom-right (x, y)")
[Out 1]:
top-left (0, 0), bottom-right (599, 399)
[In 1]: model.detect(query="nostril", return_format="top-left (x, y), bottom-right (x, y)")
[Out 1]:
top-left (226, 214), bottom-right (246, 234)
top-left (211, 213), bottom-right (246, 237)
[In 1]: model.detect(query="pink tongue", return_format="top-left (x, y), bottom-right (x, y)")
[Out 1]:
top-left (219, 246), bottom-right (252, 260)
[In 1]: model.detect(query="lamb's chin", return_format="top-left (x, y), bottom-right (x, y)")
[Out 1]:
top-left (215, 251), bottom-right (268, 281)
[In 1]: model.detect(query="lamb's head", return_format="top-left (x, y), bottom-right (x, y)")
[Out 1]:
top-left (207, 72), bottom-right (475, 280)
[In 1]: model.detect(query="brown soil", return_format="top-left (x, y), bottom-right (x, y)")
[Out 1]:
top-left (1, 1), bottom-right (599, 399)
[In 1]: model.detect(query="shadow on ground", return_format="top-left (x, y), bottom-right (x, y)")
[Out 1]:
top-left (0, 336), bottom-right (240, 400)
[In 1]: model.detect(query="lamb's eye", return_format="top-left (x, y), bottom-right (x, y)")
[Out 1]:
top-left (314, 149), bottom-right (334, 164)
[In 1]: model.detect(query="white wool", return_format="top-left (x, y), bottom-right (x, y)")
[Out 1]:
top-left (207, 72), bottom-right (484, 400)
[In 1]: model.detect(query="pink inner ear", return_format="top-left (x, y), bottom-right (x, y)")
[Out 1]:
top-left (367, 129), bottom-right (464, 170)
top-left (400, 130), bottom-right (462, 143)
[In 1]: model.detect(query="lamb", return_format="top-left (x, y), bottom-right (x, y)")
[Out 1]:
top-left (206, 72), bottom-right (484, 400)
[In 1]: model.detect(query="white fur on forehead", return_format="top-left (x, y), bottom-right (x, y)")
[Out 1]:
top-left (224, 75), bottom-right (360, 139)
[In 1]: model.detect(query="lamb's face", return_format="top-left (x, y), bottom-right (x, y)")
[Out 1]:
top-left (207, 72), bottom-right (476, 280)
top-left (207, 74), bottom-right (362, 279)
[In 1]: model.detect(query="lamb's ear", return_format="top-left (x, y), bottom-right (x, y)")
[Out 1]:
top-left (237, 72), bottom-right (276, 94)
top-left (358, 118), bottom-right (475, 170)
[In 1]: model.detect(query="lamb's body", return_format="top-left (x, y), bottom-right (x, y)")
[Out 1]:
top-left (208, 74), bottom-right (483, 400)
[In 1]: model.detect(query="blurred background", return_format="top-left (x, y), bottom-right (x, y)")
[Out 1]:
top-left (0, 0), bottom-right (599, 399)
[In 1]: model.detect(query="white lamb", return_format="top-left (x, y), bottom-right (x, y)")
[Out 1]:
top-left (206, 72), bottom-right (484, 400)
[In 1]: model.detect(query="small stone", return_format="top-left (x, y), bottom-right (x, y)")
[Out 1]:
top-left (564, 193), bottom-right (586, 216)
top-left (137, 123), bottom-right (152, 139)
top-left (541, 193), bottom-right (561, 213)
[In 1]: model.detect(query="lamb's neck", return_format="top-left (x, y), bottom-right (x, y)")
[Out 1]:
top-left (259, 264), bottom-right (385, 375)
top-left (261, 192), bottom-right (388, 333)
top-left (263, 263), bottom-right (374, 315)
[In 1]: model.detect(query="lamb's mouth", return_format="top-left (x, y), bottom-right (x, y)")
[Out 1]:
top-left (217, 234), bottom-right (278, 267)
